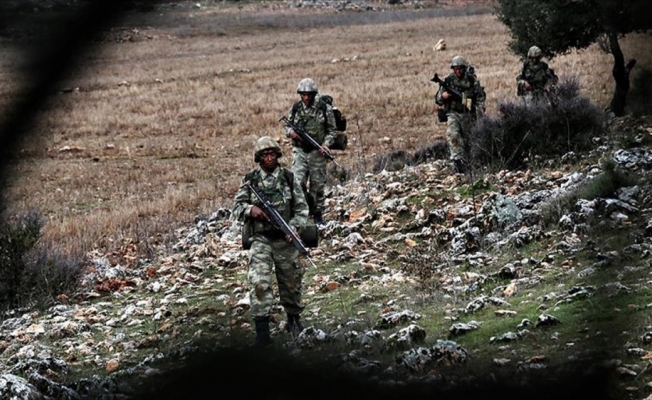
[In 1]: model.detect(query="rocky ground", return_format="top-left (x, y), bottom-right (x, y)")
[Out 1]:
top-left (2, 114), bottom-right (652, 399)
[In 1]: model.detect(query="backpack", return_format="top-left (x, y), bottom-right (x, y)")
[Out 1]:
top-left (319, 95), bottom-right (347, 132)
top-left (291, 94), bottom-right (348, 151)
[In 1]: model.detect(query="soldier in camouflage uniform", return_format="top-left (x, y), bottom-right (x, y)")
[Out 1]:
top-left (284, 78), bottom-right (338, 225)
top-left (516, 46), bottom-right (558, 106)
top-left (232, 136), bottom-right (310, 345)
top-left (435, 55), bottom-right (486, 174)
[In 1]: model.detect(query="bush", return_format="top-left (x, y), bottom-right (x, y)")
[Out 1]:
top-left (468, 76), bottom-right (606, 171)
top-left (0, 210), bottom-right (83, 309)
top-left (372, 140), bottom-right (448, 173)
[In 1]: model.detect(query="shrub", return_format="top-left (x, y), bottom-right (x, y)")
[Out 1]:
top-left (0, 210), bottom-right (83, 309)
top-left (372, 140), bottom-right (448, 173)
top-left (468, 76), bottom-right (606, 171)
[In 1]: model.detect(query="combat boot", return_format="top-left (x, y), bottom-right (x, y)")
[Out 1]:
top-left (254, 316), bottom-right (272, 346)
top-left (313, 212), bottom-right (325, 226)
top-left (285, 313), bottom-right (304, 335)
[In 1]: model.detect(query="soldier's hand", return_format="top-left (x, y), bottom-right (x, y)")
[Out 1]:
top-left (289, 130), bottom-right (302, 141)
top-left (285, 227), bottom-right (299, 244)
top-left (523, 81), bottom-right (532, 90)
top-left (442, 91), bottom-right (451, 100)
top-left (250, 205), bottom-right (269, 221)
top-left (318, 145), bottom-right (330, 156)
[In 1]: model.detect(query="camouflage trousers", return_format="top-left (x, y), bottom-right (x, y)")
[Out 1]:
top-left (247, 237), bottom-right (305, 318)
top-left (522, 91), bottom-right (548, 108)
top-left (445, 111), bottom-right (471, 162)
top-left (291, 146), bottom-right (328, 215)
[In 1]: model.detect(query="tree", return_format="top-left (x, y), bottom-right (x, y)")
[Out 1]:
top-left (495, 0), bottom-right (652, 117)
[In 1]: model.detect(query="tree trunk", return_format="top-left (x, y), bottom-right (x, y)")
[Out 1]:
top-left (608, 32), bottom-right (636, 117)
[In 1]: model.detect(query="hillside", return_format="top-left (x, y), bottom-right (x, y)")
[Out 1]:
top-left (1, 1), bottom-right (652, 399)
top-left (3, 113), bottom-right (652, 399)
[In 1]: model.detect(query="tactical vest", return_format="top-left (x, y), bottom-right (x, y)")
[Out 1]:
top-left (290, 100), bottom-right (329, 151)
top-left (443, 74), bottom-right (478, 113)
top-left (244, 168), bottom-right (295, 240)
top-left (521, 61), bottom-right (550, 92)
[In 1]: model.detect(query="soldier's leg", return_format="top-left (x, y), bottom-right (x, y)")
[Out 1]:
top-left (272, 241), bottom-right (305, 334)
top-left (446, 112), bottom-right (466, 173)
top-left (307, 151), bottom-right (328, 218)
top-left (247, 240), bottom-right (276, 345)
top-left (291, 147), bottom-right (309, 189)
top-left (247, 240), bottom-right (276, 318)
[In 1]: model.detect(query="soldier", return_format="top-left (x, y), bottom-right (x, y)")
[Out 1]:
top-left (284, 78), bottom-right (338, 225)
top-left (435, 55), bottom-right (486, 174)
top-left (232, 136), bottom-right (310, 346)
top-left (516, 46), bottom-right (558, 106)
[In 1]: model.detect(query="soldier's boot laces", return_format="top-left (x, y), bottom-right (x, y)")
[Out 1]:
top-left (285, 313), bottom-right (303, 335)
top-left (453, 159), bottom-right (467, 174)
top-left (254, 316), bottom-right (272, 346)
top-left (313, 212), bottom-right (325, 226)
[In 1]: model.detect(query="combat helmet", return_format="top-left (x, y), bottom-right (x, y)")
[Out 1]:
top-left (254, 136), bottom-right (282, 162)
top-left (527, 46), bottom-right (542, 58)
top-left (297, 78), bottom-right (318, 94)
top-left (450, 55), bottom-right (469, 69)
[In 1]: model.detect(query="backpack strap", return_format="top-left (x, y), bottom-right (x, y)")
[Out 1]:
top-left (290, 101), bottom-right (301, 123)
top-left (283, 168), bottom-right (295, 214)
top-left (245, 170), bottom-right (259, 187)
top-left (291, 99), bottom-right (328, 125)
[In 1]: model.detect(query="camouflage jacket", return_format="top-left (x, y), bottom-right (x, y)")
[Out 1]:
top-left (517, 60), bottom-right (556, 93)
top-left (284, 98), bottom-right (338, 150)
top-left (232, 165), bottom-right (309, 240)
top-left (435, 72), bottom-right (486, 114)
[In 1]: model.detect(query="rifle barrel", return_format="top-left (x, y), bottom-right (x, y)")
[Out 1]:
top-left (279, 116), bottom-right (342, 168)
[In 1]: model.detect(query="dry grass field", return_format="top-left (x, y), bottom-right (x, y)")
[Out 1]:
top-left (1, 0), bottom-right (651, 260)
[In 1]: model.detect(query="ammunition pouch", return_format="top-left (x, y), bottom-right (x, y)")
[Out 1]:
top-left (300, 224), bottom-right (319, 248)
top-left (241, 223), bottom-right (319, 249)
top-left (437, 108), bottom-right (448, 123)
top-left (329, 132), bottom-right (348, 151)
top-left (293, 139), bottom-right (316, 153)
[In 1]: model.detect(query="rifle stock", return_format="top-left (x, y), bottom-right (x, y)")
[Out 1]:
top-left (279, 116), bottom-right (343, 169)
top-left (246, 182), bottom-right (317, 268)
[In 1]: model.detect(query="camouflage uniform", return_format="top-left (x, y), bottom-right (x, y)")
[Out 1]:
top-left (232, 137), bottom-right (309, 343)
top-left (284, 78), bottom-right (338, 221)
top-left (435, 56), bottom-right (486, 172)
top-left (516, 46), bottom-right (558, 106)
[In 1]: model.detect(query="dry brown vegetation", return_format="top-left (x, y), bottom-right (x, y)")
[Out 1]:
top-left (1, 1), bottom-right (651, 259)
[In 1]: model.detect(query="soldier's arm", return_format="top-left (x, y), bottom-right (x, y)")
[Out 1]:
top-left (284, 106), bottom-right (295, 138)
top-left (516, 62), bottom-right (527, 84)
top-left (232, 177), bottom-right (254, 221)
top-left (288, 174), bottom-right (309, 228)
top-left (322, 104), bottom-right (338, 148)
top-left (434, 82), bottom-right (446, 105)
top-left (474, 80), bottom-right (486, 106)
top-left (544, 63), bottom-right (558, 86)
top-left (474, 80), bottom-right (486, 117)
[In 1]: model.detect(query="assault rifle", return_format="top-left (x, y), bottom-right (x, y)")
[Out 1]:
top-left (247, 182), bottom-right (317, 268)
top-left (279, 116), bottom-right (343, 169)
top-left (430, 73), bottom-right (464, 103)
